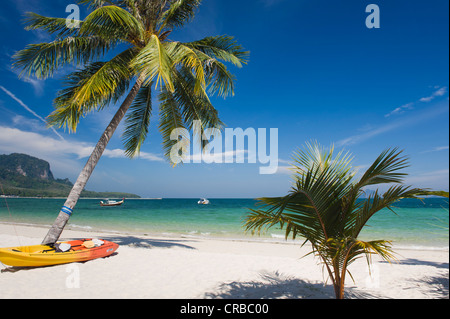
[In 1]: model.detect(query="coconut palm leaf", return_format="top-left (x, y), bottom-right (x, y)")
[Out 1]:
top-left (171, 66), bottom-right (223, 155)
top-left (47, 48), bottom-right (136, 131)
top-left (356, 148), bottom-right (409, 188)
top-left (24, 13), bottom-right (82, 38)
top-left (122, 84), bottom-right (153, 157)
top-left (350, 185), bottom-right (429, 238)
top-left (132, 34), bottom-right (175, 91)
top-left (158, 87), bottom-right (189, 161)
top-left (185, 35), bottom-right (250, 68)
top-left (72, 47), bottom-right (136, 105)
top-left (167, 42), bottom-right (207, 95)
top-left (160, 0), bottom-right (202, 30)
top-left (185, 46), bottom-right (237, 97)
top-left (12, 36), bottom-right (114, 80)
top-left (78, 0), bottom-right (116, 9)
top-left (80, 5), bottom-right (145, 44)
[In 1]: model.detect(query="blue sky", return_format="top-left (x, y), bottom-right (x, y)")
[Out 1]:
top-left (0, 0), bottom-right (448, 198)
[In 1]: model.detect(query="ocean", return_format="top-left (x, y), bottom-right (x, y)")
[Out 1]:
top-left (0, 198), bottom-right (448, 250)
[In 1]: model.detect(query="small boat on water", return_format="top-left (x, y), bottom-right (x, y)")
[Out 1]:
top-left (100, 198), bottom-right (125, 207)
top-left (198, 198), bottom-right (210, 205)
top-left (0, 239), bottom-right (119, 267)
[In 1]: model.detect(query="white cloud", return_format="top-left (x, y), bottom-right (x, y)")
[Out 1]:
top-left (420, 87), bottom-right (448, 103)
top-left (0, 126), bottom-right (164, 177)
top-left (0, 126), bottom-right (88, 158)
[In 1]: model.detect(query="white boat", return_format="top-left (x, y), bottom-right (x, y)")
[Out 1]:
top-left (198, 198), bottom-right (210, 205)
top-left (100, 198), bottom-right (125, 207)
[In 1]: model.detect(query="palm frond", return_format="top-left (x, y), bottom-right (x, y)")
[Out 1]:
top-left (24, 12), bottom-right (82, 38)
top-left (118, 0), bottom-right (140, 19)
top-left (185, 46), bottom-right (237, 97)
top-left (47, 48), bottom-right (136, 131)
top-left (72, 47), bottom-right (136, 105)
top-left (173, 67), bottom-right (223, 129)
top-left (158, 86), bottom-right (188, 161)
top-left (132, 34), bottom-right (175, 91)
top-left (78, 0), bottom-right (116, 9)
top-left (356, 148), bottom-right (409, 188)
top-left (12, 36), bottom-right (114, 79)
top-left (346, 239), bottom-right (397, 269)
top-left (184, 35), bottom-right (250, 68)
top-left (244, 206), bottom-right (286, 237)
top-left (159, 0), bottom-right (202, 30)
top-left (80, 5), bottom-right (145, 44)
top-left (167, 42), bottom-right (206, 95)
top-left (133, 0), bottom-right (170, 32)
top-left (122, 84), bottom-right (153, 157)
top-left (292, 141), bottom-right (355, 183)
top-left (350, 185), bottom-right (428, 238)
top-left (183, 36), bottom-right (249, 97)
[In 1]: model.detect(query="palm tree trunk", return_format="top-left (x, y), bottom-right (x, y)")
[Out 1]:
top-left (333, 263), bottom-right (344, 299)
top-left (42, 76), bottom-right (145, 245)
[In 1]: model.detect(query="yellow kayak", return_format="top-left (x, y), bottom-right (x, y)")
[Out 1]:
top-left (0, 239), bottom-right (119, 267)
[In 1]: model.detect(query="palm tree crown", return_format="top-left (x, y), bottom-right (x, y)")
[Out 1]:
top-left (14, 0), bottom-right (249, 160)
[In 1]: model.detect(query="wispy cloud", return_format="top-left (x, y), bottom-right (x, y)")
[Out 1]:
top-left (420, 86), bottom-right (448, 103)
top-left (0, 85), bottom-right (62, 140)
top-left (384, 86), bottom-right (448, 118)
top-left (337, 122), bottom-right (402, 147)
top-left (385, 103), bottom-right (414, 118)
top-left (338, 103), bottom-right (449, 147)
top-left (421, 146), bottom-right (449, 154)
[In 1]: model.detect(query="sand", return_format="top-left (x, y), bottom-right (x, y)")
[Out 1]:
top-left (0, 223), bottom-right (448, 299)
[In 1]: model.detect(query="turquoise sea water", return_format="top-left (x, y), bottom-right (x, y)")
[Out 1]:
top-left (0, 198), bottom-right (448, 250)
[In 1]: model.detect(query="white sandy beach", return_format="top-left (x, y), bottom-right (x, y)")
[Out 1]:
top-left (0, 223), bottom-right (448, 299)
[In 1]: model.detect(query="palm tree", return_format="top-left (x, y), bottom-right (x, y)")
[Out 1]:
top-left (244, 142), bottom-right (448, 299)
top-left (13, 0), bottom-right (248, 245)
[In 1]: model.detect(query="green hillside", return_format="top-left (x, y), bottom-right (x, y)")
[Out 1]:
top-left (0, 153), bottom-right (140, 198)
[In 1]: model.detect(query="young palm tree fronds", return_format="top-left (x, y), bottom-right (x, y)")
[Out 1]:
top-left (13, 0), bottom-right (248, 245)
top-left (244, 141), bottom-right (448, 299)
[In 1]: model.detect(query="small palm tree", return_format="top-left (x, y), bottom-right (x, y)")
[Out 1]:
top-left (13, 0), bottom-right (248, 245)
top-left (245, 142), bottom-right (448, 299)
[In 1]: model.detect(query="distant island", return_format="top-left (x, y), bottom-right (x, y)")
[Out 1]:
top-left (0, 153), bottom-right (141, 198)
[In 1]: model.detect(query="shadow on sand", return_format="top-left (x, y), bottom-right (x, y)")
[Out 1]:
top-left (202, 271), bottom-right (384, 299)
top-left (380, 258), bottom-right (449, 299)
top-left (100, 235), bottom-right (197, 250)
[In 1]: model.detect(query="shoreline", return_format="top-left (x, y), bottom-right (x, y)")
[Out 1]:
top-left (1, 221), bottom-right (448, 252)
top-left (1, 223), bottom-right (448, 299)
